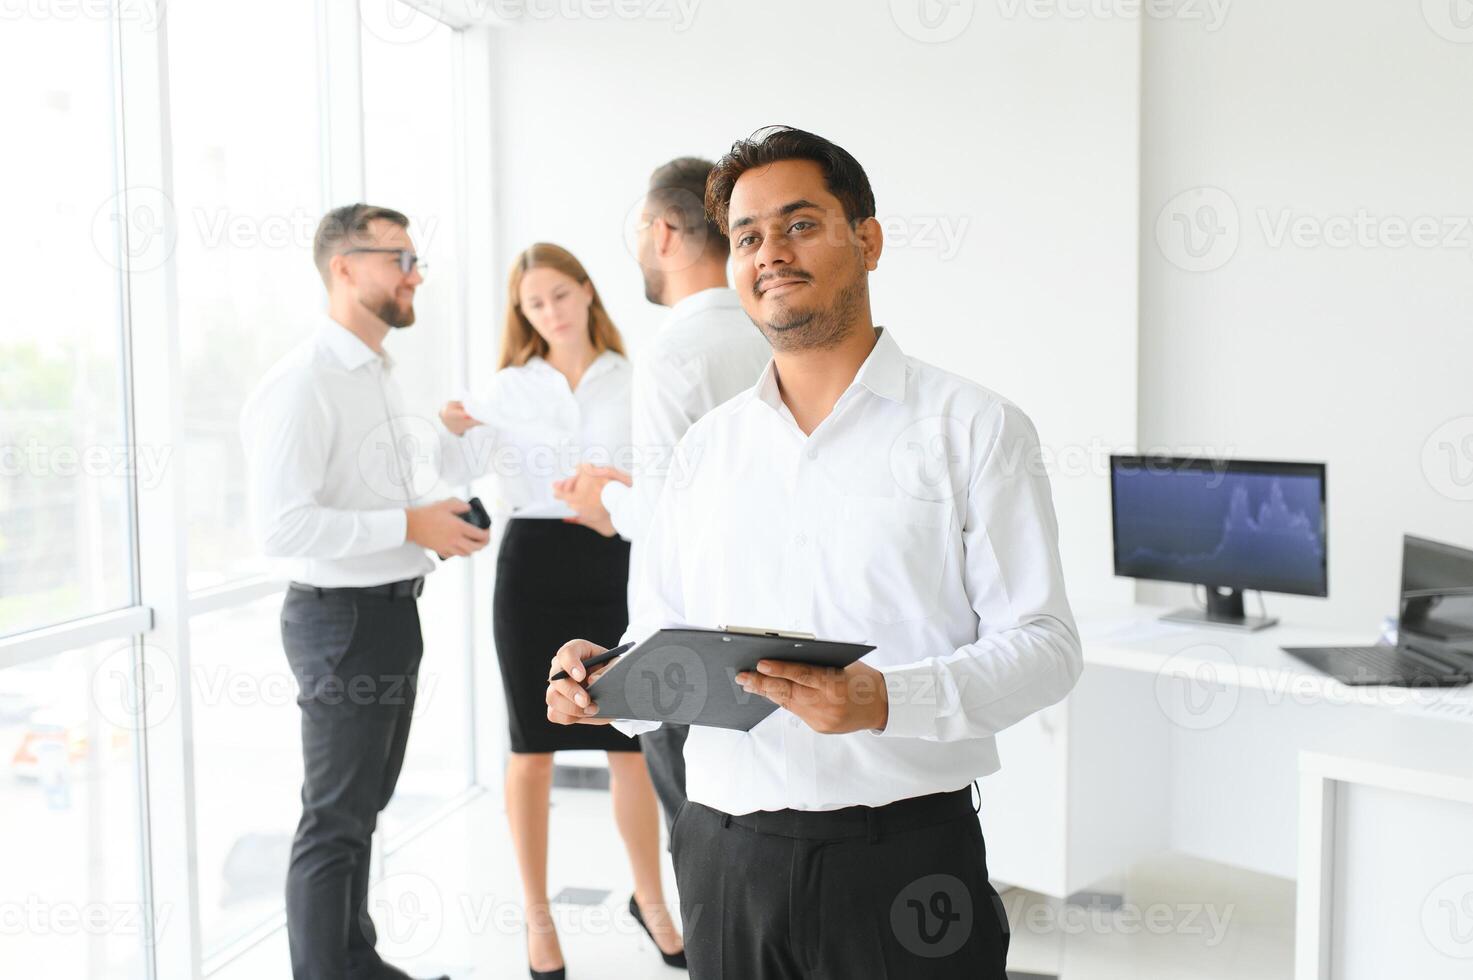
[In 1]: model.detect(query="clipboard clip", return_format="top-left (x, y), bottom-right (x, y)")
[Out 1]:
top-left (719, 624), bottom-right (817, 641)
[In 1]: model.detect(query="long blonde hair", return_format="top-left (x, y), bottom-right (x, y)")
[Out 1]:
top-left (499, 243), bottom-right (625, 369)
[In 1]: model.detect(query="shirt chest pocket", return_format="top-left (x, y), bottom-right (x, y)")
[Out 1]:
top-left (823, 495), bottom-right (955, 625)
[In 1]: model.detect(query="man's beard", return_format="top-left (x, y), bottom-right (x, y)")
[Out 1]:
top-left (641, 264), bottom-right (666, 305)
top-left (757, 274), bottom-right (865, 353)
top-left (361, 289), bottom-right (415, 329)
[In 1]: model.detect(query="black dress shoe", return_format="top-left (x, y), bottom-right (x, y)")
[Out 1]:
top-left (629, 895), bottom-right (688, 969)
top-left (528, 967), bottom-right (565, 980)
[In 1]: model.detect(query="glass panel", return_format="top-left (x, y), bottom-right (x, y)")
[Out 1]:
top-left (166, 0), bottom-right (324, 591)
top-left (0, 16), bottom-right (134, 636)
top-left (189, 595), bottom-right (303, 958)
top-left (361, 14), bottom-right (464, 422)
top-left (0, 642), bottom-right (148, 979)
top-left (362, 15), bottom-right (475, 837)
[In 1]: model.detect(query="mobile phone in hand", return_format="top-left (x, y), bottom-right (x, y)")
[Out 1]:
top-left (458, 496), bottom-right (492, 530)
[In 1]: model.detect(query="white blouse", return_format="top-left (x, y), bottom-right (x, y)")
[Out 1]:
top-left (438, 350), bottom-right (632, 520)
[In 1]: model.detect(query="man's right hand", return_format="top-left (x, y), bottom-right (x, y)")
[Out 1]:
top-left (546, 639), bottom-right (617, 725)
top-left (405, 498), bottom-right (490, 557)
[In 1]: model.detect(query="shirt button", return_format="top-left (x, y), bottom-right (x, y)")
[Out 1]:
top-left (807, 447), bottom-right (819, 460)
top-left (794, 533), bottom-right (807, 546)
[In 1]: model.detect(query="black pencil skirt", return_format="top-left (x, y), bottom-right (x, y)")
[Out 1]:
top-left (492, 517), bottom-right (641, 754)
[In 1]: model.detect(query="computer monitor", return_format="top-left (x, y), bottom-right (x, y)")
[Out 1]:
top-left (1110, 455), bottom-right (1328, 630)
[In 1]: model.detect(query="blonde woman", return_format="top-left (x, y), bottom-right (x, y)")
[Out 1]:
top-left (438, 244), bottom-right (684, 978)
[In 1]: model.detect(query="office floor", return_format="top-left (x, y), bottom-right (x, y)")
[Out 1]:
top-left (215, 786), bottom-right (1295, 980)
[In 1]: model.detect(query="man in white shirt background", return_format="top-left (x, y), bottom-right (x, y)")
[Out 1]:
top-left (240, 204), bottom-right (489, 980)
top-left (553, 157), bottom-right (770, 835)
top-left (547, 127), bottom-right (1082, 978)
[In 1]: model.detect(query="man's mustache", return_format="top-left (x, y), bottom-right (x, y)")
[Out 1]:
top-left (754, 270), bottom-right (813, 296)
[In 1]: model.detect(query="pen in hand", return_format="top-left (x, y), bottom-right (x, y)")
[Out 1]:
top-left (549, 642), bottom-right (634, 682)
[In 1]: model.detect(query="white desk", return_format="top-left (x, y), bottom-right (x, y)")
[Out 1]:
top-left (978, 607), bottom-right (1471, 901)
top-left (1297, 745), bottom-right (1473, 979)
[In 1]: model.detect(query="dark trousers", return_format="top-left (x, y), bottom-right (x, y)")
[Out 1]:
top-left (670, 788), bottom-right (1010, 980)
top-left (640, 723), bottom-right (689, 838)
top-left (280, 584), bottom-right (423, 980)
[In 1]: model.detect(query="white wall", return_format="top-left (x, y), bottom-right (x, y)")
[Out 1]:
top-left (489, 2), bottom-right (1142, 613)
top-left (1139, 0), bottom-right (1473, 631)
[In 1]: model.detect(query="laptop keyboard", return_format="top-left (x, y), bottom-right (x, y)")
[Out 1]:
top-left (1282, 645), bottom-right (1473, 685)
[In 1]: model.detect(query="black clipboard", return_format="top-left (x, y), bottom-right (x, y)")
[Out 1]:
top-left (585, 626), bottom-right (875, 732)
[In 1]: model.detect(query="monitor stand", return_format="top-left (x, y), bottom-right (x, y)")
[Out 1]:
top-left (1161, 587), bottom-right (1278, 632)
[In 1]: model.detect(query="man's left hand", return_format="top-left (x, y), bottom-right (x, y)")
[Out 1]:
top-left (736, 660), bottom-right (889, 734)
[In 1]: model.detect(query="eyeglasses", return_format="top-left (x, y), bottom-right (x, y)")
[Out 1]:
top-left (342, 247), bottom-right (427, 276)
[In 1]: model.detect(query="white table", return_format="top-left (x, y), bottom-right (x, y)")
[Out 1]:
top-left (979, 607), bottom-right (1470, 903)
top-left (1297, 743), bottom-right (1473, 979)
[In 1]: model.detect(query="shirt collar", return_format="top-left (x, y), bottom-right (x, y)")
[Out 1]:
top-left (747, 326), bottom-right (907, 413)
top-left (318, 316), bottom-right (388, 373)
top-left (851, 326), bottom-right (907, 402)
top-left (526, 348), bottom-right (624, 385)
top-left (666, 286), bottom-right (742, 323)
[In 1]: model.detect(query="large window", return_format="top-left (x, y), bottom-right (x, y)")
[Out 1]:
top-left (362, 14), bottom-right (477, 832)
top-left (0, 645), bottom-right (148, 979)
top-left (0, 16), bottom-right (135, 637)
top-left (189, 598), bottom-right (305, 959)
top-left (168, 1), bottom-right (326, 592)
top-left (1, 6), bottom-right (489, 978)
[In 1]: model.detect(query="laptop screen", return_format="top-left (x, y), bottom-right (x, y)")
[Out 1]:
top-left (1400, 535), bottom-right (1473, 643)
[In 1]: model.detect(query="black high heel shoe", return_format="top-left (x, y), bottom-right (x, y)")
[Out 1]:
top-left (526, 932), bottom-right (566, 980)
top-left (629, 894), bottom-right (688, 969)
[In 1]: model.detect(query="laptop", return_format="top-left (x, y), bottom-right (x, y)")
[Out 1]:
top-left (1283, 535), bottom-right (1473, 687)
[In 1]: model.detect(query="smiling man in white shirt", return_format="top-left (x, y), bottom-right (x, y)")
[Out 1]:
top-left (552, 157), bottom-right (770, 836)
top-left (546, 127), bottom-right (1082, 979)
top-left (241, 203), bottom-right (487, 980)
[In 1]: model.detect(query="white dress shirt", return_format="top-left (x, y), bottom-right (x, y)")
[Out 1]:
top-left (439, 350), bottom-right (632, 520)
top-left (240, 318), bottom-right (434, 588)
top-left (613, 327), bottom-right (1083, 814)
top-left (599, 287), bottom-right (770, 543)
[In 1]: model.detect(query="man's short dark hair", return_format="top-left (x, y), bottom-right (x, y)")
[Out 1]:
top-left (704, 126), bottom-right (876, 236)
top-left (647, 157), bottom-right (728, 260)
top-left (312, 203), bottom-right (409, 287)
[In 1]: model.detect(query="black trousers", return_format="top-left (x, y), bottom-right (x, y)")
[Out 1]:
top-left (670, 788), bottom-right (1010, 980)
top-left (640, 723), bottom-right (689, 838)
top-left (280, 584), bottom-right (423, 980)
